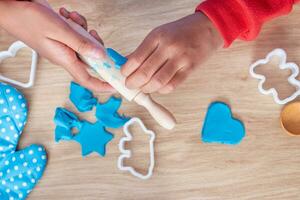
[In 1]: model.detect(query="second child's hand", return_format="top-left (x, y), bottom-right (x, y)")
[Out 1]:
top-left (0, 0), bottom-right (113, 92)
top-left (122, 13), bottom-right (222, 94)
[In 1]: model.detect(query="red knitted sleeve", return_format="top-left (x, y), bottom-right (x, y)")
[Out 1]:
top-left (196, 0), bottom-right (298, 47)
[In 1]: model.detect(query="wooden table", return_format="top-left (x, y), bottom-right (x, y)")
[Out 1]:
top-left (0, 1), bottom-right (299, 199)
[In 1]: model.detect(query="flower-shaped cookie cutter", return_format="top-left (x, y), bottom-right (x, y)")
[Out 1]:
top-left (249, 48), bottom-right (300, 105)
top-left (0, 41), bottom-right (38, 88)
top-left (118, 117), bottom-right (155, 180)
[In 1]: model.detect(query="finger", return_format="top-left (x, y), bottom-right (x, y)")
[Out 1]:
top-left (48, 14), bottom-right (106, 60)
top-left (89, 30), bottom-right (104, 45)
top-left (121, 32), bottom-right (159, 77)
top-left (65, 59), bottom-right (115, 93)
top-left (69, 11), bottom-right (88, 30)
top-left (125, 47), bottom-right (167, 89)
top-left (42, 37), bottom-right (113, 93)
top-left (59, 7), bottom-right (70, 19)
top-left (141, 60), bottom-right (183, 93)
top-left (32, 0), bottom-right (51, 7)
top-left (158, 67), bottom-right (191, 94)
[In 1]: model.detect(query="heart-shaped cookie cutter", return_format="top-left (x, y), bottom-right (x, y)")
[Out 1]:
top-left (0, 41), bottom-right (38, 88)
top-left (249, 48), bottom-right (300, 105)
top-left (118, 117), bottom-right (155, 180)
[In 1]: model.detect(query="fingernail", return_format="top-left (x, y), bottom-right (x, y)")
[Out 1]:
top-left (125, 79), bottom-right (132, 89)
top-left (125, 80), bottom-right (136, 89)
top-left (60, 8), bottom-right (69, 17)
top-left (121, 65), bottom-right (132, 77)
top-left (121, 68), bottom-right (128, 77)
top-left (86, 47), bottom-right (107, 60)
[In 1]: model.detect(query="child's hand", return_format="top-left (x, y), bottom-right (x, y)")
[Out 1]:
top-left (58, 7), bottom-right (105, 53)
top-left (121, 13), bottom-right (222, 94)
top-left (0, 1), bottom-right (113, 92)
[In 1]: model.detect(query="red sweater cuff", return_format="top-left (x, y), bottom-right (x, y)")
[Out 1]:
top-left (196, 0), bottom-right (296, 48)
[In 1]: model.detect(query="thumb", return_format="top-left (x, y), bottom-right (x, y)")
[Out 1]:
top-left (59, 21), bottom-right (106, 59)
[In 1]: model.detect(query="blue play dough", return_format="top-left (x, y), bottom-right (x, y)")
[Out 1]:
top-left (69, 82), bottom-right (97, 112)
top-left (54, 108), bottom-right (82, 142)
top-left (96, 97), bottom-right (130, 129)
top-left (73, 121), bottom-right (113, 156)
top-left (106, 48), bottom-right (128, 70)
top-left (202, 102), bottom-right (245, 145)
top-left (69, 82), bottom-right (129, 129)
top-left (55, 82), bottom-right (129, 157)
top-left (0, 83), bottom-right (47, 200)
top-left (54, 108), bottom-right (113, 157)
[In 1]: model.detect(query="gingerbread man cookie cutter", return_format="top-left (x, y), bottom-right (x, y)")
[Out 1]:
top-left (118, 117), bottom-right (155, 180)
top-left (0, 41), bottom-right (38, 88)
top-left (249, 48), bottom-right (300, 105)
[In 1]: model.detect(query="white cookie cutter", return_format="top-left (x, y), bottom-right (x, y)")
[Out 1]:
top-left (118, 117), bottom-right (155, 180)
top-left (0, 41), bottom-right (38, 88)
top-left (249, 48), bottom-right (300, 105)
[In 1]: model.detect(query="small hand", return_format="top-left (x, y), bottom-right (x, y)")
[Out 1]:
top-left (0, 1), bottom-right (113, 92)
top-left (121, 13), bottom-right (222, 94)
top-left (59, 7), bottom-right (104, 45)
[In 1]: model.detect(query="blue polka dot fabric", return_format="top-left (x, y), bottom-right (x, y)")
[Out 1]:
top-left (0, 83), bottom-right (47, 200)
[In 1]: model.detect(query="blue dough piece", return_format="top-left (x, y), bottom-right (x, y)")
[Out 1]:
top-left (54, 108), bottom-right (114, 157)
top-left (69, 82), bottom-right (129, 129)
top-left (54, 126), bottom-right (74, 142)
top-left (106, 48), bottom-right (128, 70)
top-left (73, 121), bottom-right (114, 157)
top-left (202, 102), bottom-right (245, 145)
top-left (54, 107), bottom-right (81, 130)
top-left (0, 144), bottom-right (47, 200)
top-left (69, 82), bottom-right (97, 112)
top-left (54, 107), bottom-right (82, 142)
top-left (0, 83), bottom-right (27, 156)
top-left (95, 96), bottom-right (130, 129)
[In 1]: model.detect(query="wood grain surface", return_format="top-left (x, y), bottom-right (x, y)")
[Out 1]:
top-left (0, 1), bottom-right (300, 199)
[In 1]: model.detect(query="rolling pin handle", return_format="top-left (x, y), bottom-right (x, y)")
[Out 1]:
top-left (134, 93), bottom-right (176, 130)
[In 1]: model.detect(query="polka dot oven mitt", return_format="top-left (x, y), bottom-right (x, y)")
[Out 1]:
top-left (0, 83), bottom-right (47, 200)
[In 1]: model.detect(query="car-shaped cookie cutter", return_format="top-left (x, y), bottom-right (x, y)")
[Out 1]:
top-left (118, 117), bottom-right (155, 180)
top-left (249, 48), bottom-right (300, 105)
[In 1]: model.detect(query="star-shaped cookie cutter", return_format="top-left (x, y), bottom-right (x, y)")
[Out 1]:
top-left (0, 41), bottom-right (38, 88)
top-left (118, 117), bottom-right (155, 180)
top-left (249, 48), bottom-right (300, 105)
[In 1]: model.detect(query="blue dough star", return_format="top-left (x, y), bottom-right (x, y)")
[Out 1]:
top-left (73, 121), bottom-right (114, 157)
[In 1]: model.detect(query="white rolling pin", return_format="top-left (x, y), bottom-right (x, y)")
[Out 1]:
top-left (37, 0), bottom-right (176, 129)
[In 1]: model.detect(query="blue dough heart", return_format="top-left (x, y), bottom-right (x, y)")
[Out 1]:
top-left (0, 83), bottom-right (47, 200)
top-left (202, 102), bottom-right (245, 145)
